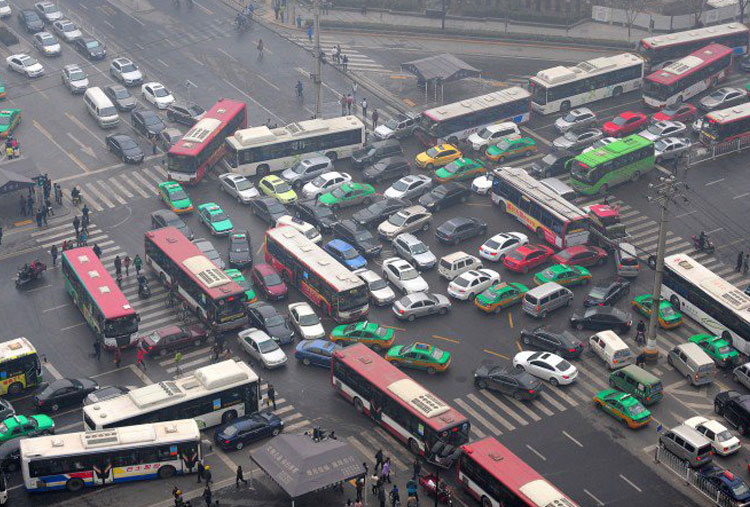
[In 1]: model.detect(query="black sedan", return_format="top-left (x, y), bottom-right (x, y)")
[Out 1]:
top-left (0, 439), bottom-right (21, 472)
top-left (73, 36), bottom-right (106, 60)
top-left (418, 182), bottom-right (469, 212)
top-left (291, 200), bottom-right (338, 233)
top-left (104, 84), bottom-right (137, 112)
top-left (362, 156), bottom-right (411, 183)
top-left (18, 10), bottom-right (44, 32)
top-left (247, 302), bottom-right (294, 344)
top-left (33, 378), bottom-right (98, 412)
top-left (529, 151), bottom-right (575, 179)
top-left (106, 134), bottom-right (143, 164)
top-left (131, 109), bottom-right (166, 137)
top-left (151, 209), bottom-right (194, 240)
top-left (435, 216), bottom-right (487, 245)
top-left (473, 364), bottom-right (542, 401)
top-left (570, 306), bottom-right (632, 333)
top-left (229, 231), bottom-right (253, 269)
top-left (332, 219), bottom-right (382, 258)
top-left (583, 278), bottom-right (631, 307)
top-left (519, 326), bottom-right (584, 359)
top-left (166, 101), bottom-right (205, 126)
top-left (249, 197), bottom-right (288, 226)
top-left (352, 197), bottom-right (410, 228)
top-left (214, 411), bottom-right (283, 451)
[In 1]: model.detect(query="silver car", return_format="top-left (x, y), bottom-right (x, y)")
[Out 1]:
top-left (554, 107), bottom-right (597, 133)
top-left (219, 173), bottom-right (259, 203)
top-left (392, 233), bottom-right (436, 270)
top-left (281, 156), bottom-right (333, 188)
top-left (110, 57), bottom-right (144, 86)
top-left (638, 120), bottom-right (687, 142)
top-left (383, 174), bottom-right (432, 200)
top-left (61, 63), bottom-right (87, 93)
top-left (354, 268), bottom-right (395, 306)
top-left (552, 128), bottom-right (603, 152)
top-left (373, 113), bottom-right (417, 140)
top-left (32, 32), bottom-right (60, 56)
top-left (392, 292), bottom-right (451, 321)
top-left (654, 137), bottom-right (691, 162)
top-left (52, 19), bottom-right (81, 42)
top-left (698, 87), bottom-right (746, 112)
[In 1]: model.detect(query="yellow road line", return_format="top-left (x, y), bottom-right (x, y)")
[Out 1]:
top-left (516, 341), bottom-right (522, 352)
top-left (402, 98), bottom-right (416, 107)
top-left (508, 312), bottom-right (513, 328)
top-left (390, 75), bottom-right (409, 80)
top-left (483, 349), bottom-right (510, 360)
top-left (432, 334), bottom-right (460, 344)
top-left (13, 219), bottom-right (32, 227)
top-left (383, 325), bottom-right (406, 331)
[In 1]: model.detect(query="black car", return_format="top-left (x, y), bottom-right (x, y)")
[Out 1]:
top-left (715, 391), bottom-right (750, 435)
top-left (249, 197), bottom-right (288, 226)
top-left (332, 219), bottom-right (382, 258)
top-left (104, 84), bottom-right (137, 111)
top-left (18, 10), bottom-right (44, 32)
top-left (362, 156), bottom-right (411, 183)
top-left (84, 385), bottom-right (130, 406)
top-left (351, 139), bottom-right (402, 169)
top-left (166, 101), bottom-right (205, 126)
top-left (699, 465), bottom-right (750, 503)
top-left (0, 400), bottom-right (14, 423)
top-left (214, 411), bottom-right (283, 451)
top-left (519, 326), bottom-right (584, 359)
top-left (352, 197), bottom-right (410, 228)
top-left (290, 200), bottom-right (337, 233)
top-left (247, 302), bottom-right (294, 344)
top-left (418, 182), bottom-right (469, 212)
top-left (473, 364), bottom-right (542, 401)
top-left (151, 209), bottom-right (193, 239)
top-left (435, 216), bottom-right (487, 245)
top-left (0, 439), bottom-right (21, 472)
top-left (741, 56), bottom-right (750, 73)
top-left (583, 278), bottom-right (631, 307)
top-left (229, 231), bottom-right (253, 269)
top-left (33, 377), bottom-right (98, 412)
top-left (529, 151), bottom-right (575, 179)
top-left (106, 134), bottom-right (143, 164)
top-left (131, 109), bottom-right (166, 137)
top-left (73, 36), bottom-right (106, 60)
top-left (569, 306), bottom-right (632, 333)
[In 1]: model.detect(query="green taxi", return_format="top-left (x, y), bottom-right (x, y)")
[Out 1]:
top-left (475, 282), bottom-right (529, 313)
top-left (318, 182), bottom-right (375, 210)
top-left (688, 333), bottom-right (739, 368)
top-left (631, 294), bottom-right (683, 329)
top-left (533, 264), bottom-right (591, 287)
top-left (330, 321), bottom-right (395, 352)
top-left (434, 158), bottom-right (485, 183)
top-left (158, 181), bottom-right (193, 214)
top-left (385, 342), bottom-right (451, 374)
top-left (485, 136), bottom-right (537, 162)
top-left (593, 389), bottom-right (651, 429)
top-left (0, 414), bottom-right (55, 443)
top-left (0, 75), bottom-right (6, 99)
top-left (198, 202), bottom-right (234, 236)
top-left (225, 269), bottom-right (257, 305)
top-left (258, 174), bottom-right (298, 204)
top-left (0, 109), bottom-right (20, 138)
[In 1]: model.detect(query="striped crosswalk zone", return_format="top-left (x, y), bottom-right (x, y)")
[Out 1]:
top-left (289, 34), bottom-right (387, 73)
top-left (66, 164), bottom-right (168, 212)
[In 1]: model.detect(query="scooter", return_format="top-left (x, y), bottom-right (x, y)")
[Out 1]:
top-left (15, 260), bottom-right (47, 289)
top-left (138, 275), bottom-right (151, 299)
top-left (691, 234), bottom-right (715, 254)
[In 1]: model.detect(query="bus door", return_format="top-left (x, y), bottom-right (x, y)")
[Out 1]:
top-left (92, 457), bottom-right (114, 486)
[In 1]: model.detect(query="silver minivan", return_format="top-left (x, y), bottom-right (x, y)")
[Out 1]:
top-left (669, 342), bottom-right (714, 386)
top-left (659, 424), bottom-right (714, 467)
top-left (84, 87), bottom-right (119, 128)
top-left (614, 242), bottom-right (640, 277)
top-left (522, 282), bottom-right (573, 318)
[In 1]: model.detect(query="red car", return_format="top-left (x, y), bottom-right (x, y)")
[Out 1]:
top-left (652, 102), bottom-right (697, 123)
top-left (251, 263), bottom-right (287, 300)
top-left (502, 243), bottom-right (555, 273)
top-left (551, 245), bottom-right (607, 267)
top-left (139, 324), bottom-right (209, 356)
top-left (602, 111), bottom-right (648, 137)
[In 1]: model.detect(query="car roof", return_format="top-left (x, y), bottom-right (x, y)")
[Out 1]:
top-left (328, 239), bottom-right (352, 250)
top-left (156, 325), bottom-right (181, 337)
top-left (396, 232), bottom-right (421, 245)
top-left (253, 263), bottom-right (276, 275)
top-left (113, 57), bottom-right (132, 64)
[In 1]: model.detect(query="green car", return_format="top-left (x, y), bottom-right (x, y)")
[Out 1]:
top-left (225, 269), bottom-right (257, 305)
top-left (474, 282), bottom-right (529, 313)
top-left (318, 182), bottom-right (375, 210)
top-left (0, 108), bottom-right (20, 138)
top-left (533, 264), bottom-right (591, 287)
top-left (688, 333), bottom-right (739, 368)
top-left (631, 294), bottom-right (683, 329)
top-left (329, 321), bottom-right (395, 352)
top-left (386, 342), bottom-right (451, 374)
top-left (434, 158), bottom-right (485, 183)
top-left (593, 389), bottom-right (651, 429)
top-left (158, 181), bottom-right (193, 214)
top-left (0, 74), bottom-right (6, 99)
top-left (0, 414), bottom-right (55, 442)
top-left (485, 136), bottom-right (537, 162)
top-left (198, 202), bottom-right (234, 236)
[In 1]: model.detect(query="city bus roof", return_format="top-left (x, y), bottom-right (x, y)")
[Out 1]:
top-left (492, 166), bottom-right (587, 220)
top-left (640, 23), bottom-right (748, 49)
top-left (706, 101), bottom-right (750, 123)
top-left (574, 134), bottom-right (652, 166)
top-left (226, 116), bottom-right (364, 149)
top-left (645, 43), bottom-right (732, 85)
top-left (530, 53), bottom-right (642, 87)
top-left (0, 337), bottom-right (36, 362)
top-left (62, 247), bottom-right (135, 319)
top-left (421, 87), bottom-right (529, 122)
top-left (170, 98), bottom-right (246, 157)
top-left (333, 343), bottom-right (468, 432)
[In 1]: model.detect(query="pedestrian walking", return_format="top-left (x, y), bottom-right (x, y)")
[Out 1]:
top-left (19, 194), bottom-right (25, 216)
top-left (267, 383), bottom-right (276, 410)
top-left (279, 3), bottom-right (285, 23)
top-left (340, 95), bottom-right (347, 116)
top-left (35, 210), bottom-right (42, 228)
top-left (346, 94), bottom-right (353, 115)
top-left (197, 459), bottom-right (204, 483)
top-left (636, 352), bottom-right (646, 367)
top-left (389, 485), bottom-right (400, 507)
top-left (273, 1), bottom-right (279, 20)
top-left (738, 251), bottom-right (745, 272)
top-left (342, 54), bottom-right (348, 71)
top-left (378, 483), bottom-right (386, 507)
top-left (137, 346), bottom-right (147, 370)
top-left (50, 244), bottom-right (58, 267)
top-left (124, 255), bottom-right (132, 276)
top-left (174, 351), bottom-right (183, 376)
top-left (93, 243), bottom-right (102, 258)
top-left (41, 206), bottom-right (48, 226)
top-left (307, 24), bottom-right (313, 42)
top-left (412, 459), bottom-right (421, 480)
top-left (45, 197), bottom-right (54, 216)
top-left (236, 465), bottom-right (248, 487)
top-left (744, 254), bottom-right (749, 275)
top-left (356, 476), bottom-right (364, 502)
top-left (55, 183), bottom-right (62, 205)
top-left (114, 255), bottom-right (122, 277)
top-left (361, 98), bottom-right (368, 121)
top-left (374, 448), bottom-right (384, 473)
top-left (93, 340), bottom-right (101, 361)
top-left (372, 109), bottom-right (379, 129)
top-left (26, 195), bottom-right (33, 216)
top-left (151, 134), bottom-right (157, 155)
top-left (382, 457), bottom-right (391, 483)
top-left (73, 216), bottom-right (80, 238)
top-left (82, 204), bottom-right (90, 223)
top-left (203, 464), bottom-right (212, 485)
top-left (134, 254), bottom-right (143, 275)
top-left (113, 347), bottom-right (122, 368)
top-left (202, 485), bottom-right (212, 507)
top-left (5, 143), bottom-right (13, 159)
top-left (352, 82), bottom-right (358, 103)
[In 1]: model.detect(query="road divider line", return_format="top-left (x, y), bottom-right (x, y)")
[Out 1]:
top-left (583, 489), bottom-right (605, 506)
top-left (222, 78), bottom-right (284, 124)
top-left (33, 120), bottom-right (90, 173)
top-left (619, 474), bottom-right (642, 493)
top-left (255, 73), bottom-right (280, 92)
top-left (61, 322), bottom-right (86, 332)
top-left (65, 112), bottom-right (107, 147)
top-left (431, 334), bottom-right (460, 344)
top-left (483, 348), bottom-right (509, 360)
top-left (562, 430), bottom-right (583, 447)
top-left (43, 304), bottom-right (69, 313)
top-left (525, 444), bottom-right (546, 461)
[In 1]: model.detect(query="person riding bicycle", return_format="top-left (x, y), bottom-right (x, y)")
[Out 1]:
top-left (296, 80), bottom-right (303, 97)
top-left (71, 186), bottom-right (81, 204)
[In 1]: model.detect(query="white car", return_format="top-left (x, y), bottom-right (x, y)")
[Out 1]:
top-left (381, 257), bottom-right (429, 295)
top-left (582, 136), bottom-right (617, 154)
top-left (467, 123), bottom-right (520, 151)
top-left (447, 268), bottom-right (500, 301)
top-left (238, 328), bottom-right (287, 369)
top-left (654, 137), bottom-right (691, 162)
top-left (471, 175), bottom-right (493, 195)
top-left (684, 416), bottom-right (741, 456)
top-left (288, 302), bottom-right (325, 340)
top-left (638, 120), bottom-right (687, 142)
top-left (302, 171), bottom-right (351, 200)
top-left (35, 1), bottom-right (62, 23)
top-left (512, 351), bottom-right (578, 386)
top-left (52, 19), bottom-right (81, 42)
top-left (0, 0), bottom-right (11, 18)
top-left (354, 268), bottom-right (395, 306)
top-left (6, 54), bottom-right (44, 77)
top-left (110, 57), bottom-right (144, 86)
top-left (32, 32), bottom-right (61, 56)
top-left (141, 82), bottom-right (174, 109)
top-left (276, 215), bottom-right (322, 243)
top-left (479, 232), bottom-right (528, 262)
top-left (383, 174), bottom-right (432, 200)
top-left (554, 107), bottom-right (597, 133)
top-left (219, 172), bottom-right (259, 203)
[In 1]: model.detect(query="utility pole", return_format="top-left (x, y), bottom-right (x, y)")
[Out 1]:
top-left (441, 0), bottom-right (446, 30)
top-left (313, 0), bottom-right (322, 118)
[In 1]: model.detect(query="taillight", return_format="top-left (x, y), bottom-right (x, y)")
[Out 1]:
top-left (598, 303), bottom-right (604, 306)
top-left (569, 348), bottom-right (576, 353)
top-left (646, 396), bottom-right (650, 402)
top-left (562, 375), bottom-right (569, 379)
top-left (224, 440), bottom-right (231, 445)
top-left (724, 447), bottom-right (729, 452)
top-left (529, 390), bottom-right (535, 394)
top-left (399, 309), bottom-right (404, 314)
top-left (694, 374), bottom-right (699, 381)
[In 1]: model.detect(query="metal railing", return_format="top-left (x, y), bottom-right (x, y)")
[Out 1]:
top-left (686, 135), bottom-right (750, 167)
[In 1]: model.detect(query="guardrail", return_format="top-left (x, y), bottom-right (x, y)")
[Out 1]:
top-left (686, 135), bottom-right (750, 167)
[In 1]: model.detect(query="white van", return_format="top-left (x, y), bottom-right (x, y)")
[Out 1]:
top-left (589, 330), bottom-right (633, 369)
top-left (84, 87), bottom-right (119, 128)
top-left (438, 251), bottom-right (482, 280)
top-left (467, 122), bottom-right (521, 151)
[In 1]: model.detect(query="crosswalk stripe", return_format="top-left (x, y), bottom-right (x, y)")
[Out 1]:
top-left (466, 393), bottom-right (515, 432)
top-left (540, 391), bottom-right (566, 412)
top-left (79, 188), bottom-right (104, 211)
top-left (570, 383), bottom-right (597, 401)
top-left (276, 405), bottom-right (296, 416)
top-left (504, 396), bottom-right (542, 422)
top-left (546, 384), bottom-right (579, 407)
top-left (39, 231), bottom-right (109, 249)
top-left (453, 398), bottom-right (503, 435)
top-left (141, 167), bottom-right (164, 186)
top-left (109, 176), bottom-right (133, 199)
top-left (479, 390), bottom-right (528, 426)
top-left (627, 222), bottom-right (658, 234)
top-left (85, 182), bottom-right (115, 208)
top-left (32, 221), bottom-right (80, 237)
top-left (132, 171), bottom-right (158, 194)
top-left (97, 180), bottom-right (128, 205)
top-left (122, 175), bottom-right (151, 198)
top-left (153, 164), bottom-right (169, 178)
top-left (530, 396), bottom-right (555, 416)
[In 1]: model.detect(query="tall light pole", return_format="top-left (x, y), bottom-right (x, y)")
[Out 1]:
top-left (313, 0), bottom-right (322, 118)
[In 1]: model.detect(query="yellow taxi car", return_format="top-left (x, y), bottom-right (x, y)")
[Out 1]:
top-left (415, 144), bottom-right (462, 170)
top-left (258, 175), bottom-right (298, 204)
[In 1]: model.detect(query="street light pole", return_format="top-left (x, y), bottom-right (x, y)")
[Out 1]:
top-left (441, 0), bottom-right (446, 30)
top-left (313, 0), bottom-right (322, 118)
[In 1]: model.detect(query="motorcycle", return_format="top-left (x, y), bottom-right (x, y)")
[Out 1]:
top-left (419, 474), bottom-right (454, 506)
top-left (15, 260), bottom-right (47, 289)
top-left (691, 234), bottom-right (715, 254)
top-left (138, 275), bottom-right (151, 299)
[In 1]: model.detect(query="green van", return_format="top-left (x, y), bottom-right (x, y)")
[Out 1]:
top-left (608, 364), bottom-right (663, 406)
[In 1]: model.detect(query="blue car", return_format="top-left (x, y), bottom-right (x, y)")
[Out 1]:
top-left (699, 465), bottom-right (750, 503)
top-left (214, 411), bottom-right (283, 451)
top-left (324, 239), bottom-right (367, 270)
top-left (295, 339), bottom-right (342, 368)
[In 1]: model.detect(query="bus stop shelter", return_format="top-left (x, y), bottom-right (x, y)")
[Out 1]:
top-left (401, 53), bottom-right (482, 103)
top-left (0, 158), bottom-right (39, 196)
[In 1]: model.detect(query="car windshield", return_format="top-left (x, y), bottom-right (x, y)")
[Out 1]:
top-left (484, 239), bottom-right (501, 249)
top-left (263, 273), bottom-right (282, 285)
top-left (400, 267), bottom-right (418, 280)
top-left (209, 210), bottom-right (227, 222)
top-left (340, 247), bottom-right (359, 260)
top-left (588, 286), bottom-right (607, 299)
top-left (388, 214), bottom-right (407, 226)
top-left (426, 147), bottom-right (440, 157)
top-left (453, 277), bottom-right (470, 287)
top-left (479, 289), bottom-right (494, 299)
top-left (0, 423), bottom-right (7, 434)
top-left (120, 62), bottom-right (136, 73)
top-left (290, 162), bottom-right (307, 174)
top-left (299, 313), bottom-right (319, 326)
top-left (187, 105), bottom-right (204, 115)
top-left (153, 87), bottom-right (170, 97)
top-left (708, 90), bottom-right (724, 100)
top-left (647, 125), bottom-right (662, 135)
top-left (331, 187), bottom-right (346, 198)
top-left (476, 127), bottom-right (493, 139)
top-left (232, 240), bottom-right (249, 253)
top-left (258, 338), bottom-right (280, 353)
top-left (63, 22), bottom-right (76, 32)
top-left (384, 119), bottom-right (398, 129)
top-left (717, 345), bottom-right (732, 355)
top-left (169, 189), bottom-right (188, 201)
top-left (267, 202), bottom-right (285, 214)
top-left (26, 12), bottom-right (41, 20)
top-left (70, 70), bottom-right (86, 81)
top-left (86, 40), bottom-right (100, 48)
top-left (41, 37), bottom-right (56, 46)
top-left (369, 278), bottom-right (387, 290)
top-left (629, 403), bottom-right (646, 416)
top-left (443, 162), bottom-right (462, 174)
top-left (354, 231), bottom-right (371, 242)
top-left (411, 242), bottom-right (428, 254)
top-left (611, 116), bottom-right (627, 126)
top-left (732, 482), bottom-right (750, 498)
top-left (392, 180), bottom-right (409, 191)
top-left (563, 132), bottom-right (579, 141)
top-left (311, 175), bottom-right (326, 186)
top-left (0, 117), bottom-right (10, 126)
top-left (661, 305), bottom-right (677, 318)
top-left (507, 250), bottom-right (524, 260)
top-left (235, 179), bottom-right (252, 191)
top-left (274, 181), bottom-right (292, 193)
top-left (654, 140), bottom-right (668, 151)
top-left (562, 112), bottom-right (580, 122)
top-left (716, 430), bottom-right (734, 442)
top-left (266, 314), bottom-right (284, 326)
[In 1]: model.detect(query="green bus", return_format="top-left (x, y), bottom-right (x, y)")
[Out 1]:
top-left (568, 135), bottom-right (654, 195)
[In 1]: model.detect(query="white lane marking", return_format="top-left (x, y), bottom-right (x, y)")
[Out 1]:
top-left (506, 395), bottom-right (542, 422)
top-left (97, 180), bottom-right (127, 205)
top-left (619, 474), bottom-right (642, 493)
top-left (85, 182), bottom-right (115, 208)
top-left (222, 78), bottom-right (284, 124)
top-left (454, 398), bottom-right (503, 435)
top-left (122, 174), bottom-right (151, 198)
top-left (141, 167), bottom-right (164, 186)
top-left (131, 171), bottom-right (159, 193)
top-left (129, 363), bottom-right (153, 384)
top-left (109, 176), bottom-right (133, 198)
top-left (584, 489), bottom-right (605, 506)
top-left (562, 430), bottom-right (583, 448)
top-left (706, 178), bottom-right (725, 186)
top-left (480, 390), bottom-right (528, 426)
top-left (43, 360), bottom-right (63, 380)
top-left (525, 444), bottom-right (546, 461)
top-left (467, 392), bottom-right (515, 431)
top-left (734, 192), bottom-right (750, 199)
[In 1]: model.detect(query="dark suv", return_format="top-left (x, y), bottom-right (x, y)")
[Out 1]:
top-left (473, 364), bottom-right (542, 400)
top-left (333, 219), bottom-right (382, 258)
top-left (351, 139), bottom-right (402, 169)
top-left (519, 327), bottom-right (584, 359)
top-left (715, 391), bottom-right (750, 435)
top-left (529, 151), bottom-right (575, 179)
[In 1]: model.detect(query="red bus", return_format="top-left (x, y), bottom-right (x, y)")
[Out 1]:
top-left (144, 227), bottom-right (247, 331)
top-left (61, 247), bottom-right (139, 350)
top-left (167, 98), bottom-right (247, 185)
top-left (642, 43), bottom-right (733, 109)
top-left (459, 437), bottom-right (580, 507)
top-left (700, 101), bottom-right (750, 144)
top-left (332, 344), bottom-right (470, 466)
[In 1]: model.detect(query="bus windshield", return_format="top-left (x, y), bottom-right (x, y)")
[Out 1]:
top-left (169, 154), bottom-right (196, 173)
top-left (338, 288), bottom-right (369, 312)
top-left (105, 315), bottom-right (139, 336)
top-left (570, 161), bottom-right (591, 182)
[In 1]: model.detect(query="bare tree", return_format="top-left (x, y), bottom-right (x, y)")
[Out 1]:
top-left (621, 0), bottom-right (648, 41)
top-left (739, 0), bottom-right (750, 24)
top-left (686, 0), bottom-right (709, 27)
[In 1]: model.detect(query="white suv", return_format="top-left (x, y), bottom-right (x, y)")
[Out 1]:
top-left (110, 57), bottom-right (143, 86)
top-left (301, 171), bottom-right (351, 200)
top-left (381, 257), bottom-right (429, 295)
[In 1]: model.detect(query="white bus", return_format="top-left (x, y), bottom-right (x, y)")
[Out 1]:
top-left (83, 360), bottom-right (260, 431)
top-left (662, 253), bottom-right (750, 354)
top-left (528, 53), bottom-right (644, 115)
top-left (22, 419), bottom-right (202, 493)
top-left (223, 116), bottom-right (365, 177)
top-left (416, 87), bottom-right (530, 146)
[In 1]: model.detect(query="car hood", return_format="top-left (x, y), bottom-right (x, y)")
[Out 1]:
top-left (553, 136), bottom-right (574, 147)
top-left (122, 70), bottom-right (143, 80)
top-left (281, 168), bottom-right (301, 181)
top-left (412, 251), bottom-right (437, 266)
top-left (268, 323), bottom-right (294, 343)
top-left (402, 277), bottom-right (428, 292)
top-left (374, 125), bottom-right (393, 138)
top-left (123, 146), bottom-right (143, 158)
top-left (474, 365), bottom-right (491, 377)
top-left (301, 322), bottom-right (326, 338)
top-left (383, 188), bottom-right (403, 199)
top-left (378, 221), bottom-right (400, 235)
top-left (263, 348), bottom-right (287, 363)
top-left (210, 219), bottom-right (233, 231)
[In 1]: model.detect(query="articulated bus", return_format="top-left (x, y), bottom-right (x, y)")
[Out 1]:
top-left (700, 101), bottom-right (750, 144)
top-left (639, 23), bottom-right (749, 71)
top-left (528, 53), bottom-right (643, 115)
top-left (0, 338), bottom-right (42, 396)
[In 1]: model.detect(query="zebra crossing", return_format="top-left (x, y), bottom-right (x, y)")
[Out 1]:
top-left (288, 33), bottom-right (388, 74)
top-left (69, 164), bottom-right (168, 213)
